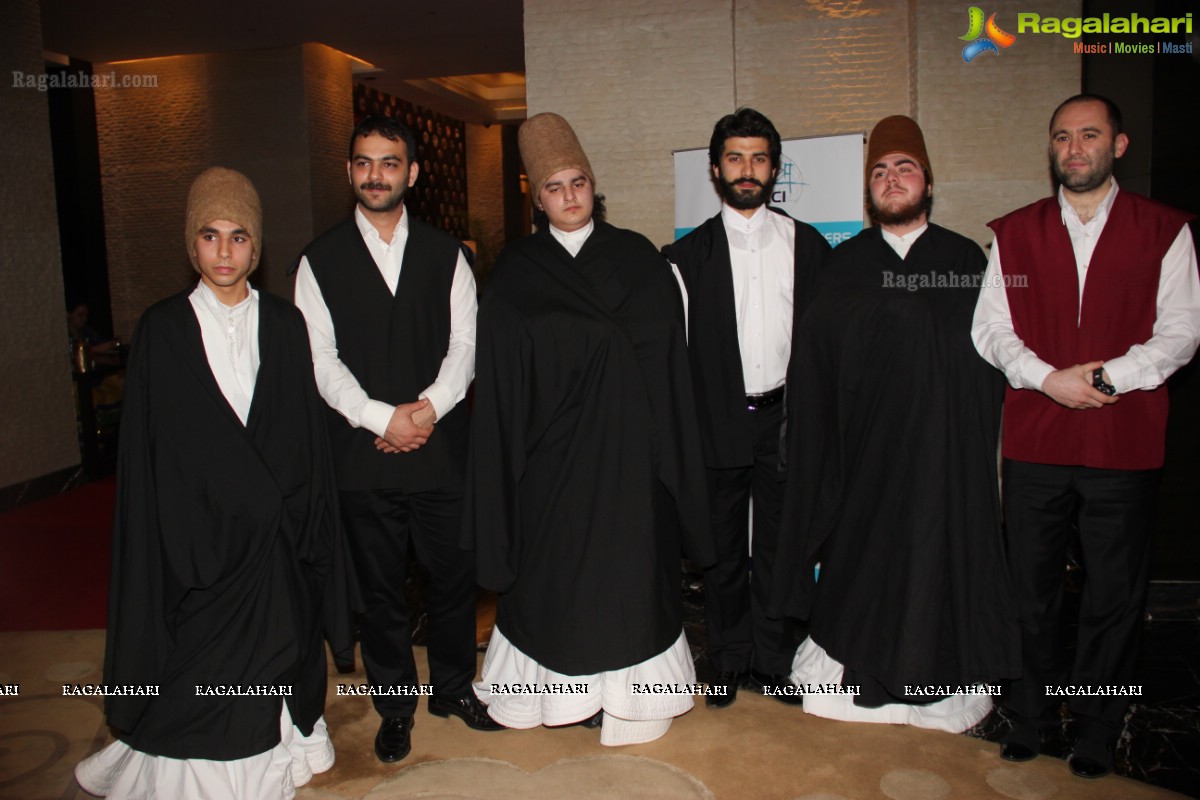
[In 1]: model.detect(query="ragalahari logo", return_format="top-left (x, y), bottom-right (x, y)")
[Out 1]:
top-left (960, 7), bottom-right (1017, 62)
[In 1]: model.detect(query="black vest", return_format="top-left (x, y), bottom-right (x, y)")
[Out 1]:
top-left (662, 210), bottom-right (830, 468)
top-left (303, 215), bottom-right (468, 491)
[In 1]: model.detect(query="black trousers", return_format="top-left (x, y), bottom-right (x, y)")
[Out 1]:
top-left (340, 486), bottom-right (477, 716)
top-left (703, 401), bottom-right (796, 675)
top-left (1002, 459), bottom-right (1159, 743)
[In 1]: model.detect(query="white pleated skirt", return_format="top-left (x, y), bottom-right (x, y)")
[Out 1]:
top-left (75, 703), bottom-right (333, 799)
top-left (791, 637), bottom-right (992, 733)
top-left (475, 626), bottom-right (696, 746)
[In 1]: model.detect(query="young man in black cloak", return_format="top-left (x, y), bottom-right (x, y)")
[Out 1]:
top-left (769, 116), bottom-right (1019, 731)
top-left (75, 167), bottom-right (352, 798)
top-left (465, 113), bottom-right (715, 745)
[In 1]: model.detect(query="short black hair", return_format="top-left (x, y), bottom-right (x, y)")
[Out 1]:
top-left (348, 116), bottom-right (418, 163)
top-left (1049, 93), bottom-right (1124, 137)
top-left (708, 108), bottom-right (782, 170)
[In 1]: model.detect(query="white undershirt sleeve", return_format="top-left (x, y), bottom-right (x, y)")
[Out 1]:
top-left (293, 255), bottom-right (395, 438)
top-left (1101, 225), bottom-right (1200, 393)
top-left (419, 250), bottom-right (478, 421)
top-left (971, 239), bottom-right (1055, 392)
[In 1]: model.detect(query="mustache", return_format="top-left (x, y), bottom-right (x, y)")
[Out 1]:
top-left (360, 182), bottom-right (393, 191)
top-left (727, 177), bottom-right (765, 189)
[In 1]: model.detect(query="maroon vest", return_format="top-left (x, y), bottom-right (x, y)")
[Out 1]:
top-left (989, 191), bottom-right (1191, 470)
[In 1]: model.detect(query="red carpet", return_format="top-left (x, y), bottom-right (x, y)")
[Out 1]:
top-left (0, 477), bottom-right (113, 631)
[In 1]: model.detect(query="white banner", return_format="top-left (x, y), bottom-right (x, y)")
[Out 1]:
top-left (673, 132), bottom-right (865, 246)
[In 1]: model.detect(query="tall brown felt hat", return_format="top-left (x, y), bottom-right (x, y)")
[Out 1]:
top-left (519, 112), bottom-right (596, 201)
top-left (866, 115), bottom-right (933, 185)
top-left (185, 167), bottom-right (263, 271)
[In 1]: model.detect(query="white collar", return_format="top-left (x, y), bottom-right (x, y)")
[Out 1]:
top-left (192, 279), bottom-right (255, 316)
top-left (549, 219), bottom-right (595, 254)
top-left (355, 204), bottom-right (407, 243)
top-left (721, 202), bottom-right (768, 233)
top-left (1058, 178), bottom-right (1119, 226)
top-left (880, 222), bottom-right (928, 249)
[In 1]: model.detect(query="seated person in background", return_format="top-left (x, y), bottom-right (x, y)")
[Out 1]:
top-left (67, 301), bottom-right (123, 375)
top-left (67, 300), bottom-right (117, 355)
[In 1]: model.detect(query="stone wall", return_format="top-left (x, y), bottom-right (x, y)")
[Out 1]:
top-left (95, 44), bottom-right (354, 338)
top-left (525, 0), bottom-right (1082, 247)
top-left (466, 123), bottom-right (506, 274)
top-left (0, 0), bottom-right (80, 489)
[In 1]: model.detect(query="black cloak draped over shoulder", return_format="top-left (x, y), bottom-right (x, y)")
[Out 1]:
top-left (770, 225), bottom-right (1018, 705)
top-left (465, 222), bottom-right (714, 676)
top-left (103, 288), bottom-right (353, 760)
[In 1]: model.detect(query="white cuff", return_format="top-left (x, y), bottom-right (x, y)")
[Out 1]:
top-left (360, 400), bottom-right (396, 439)
top-left (1099, 356), bottom-right (1135, 394)
top-left (1028, 361), bottom-right (1056, 394)
top-left (420, 383), bottom-right (454, 422)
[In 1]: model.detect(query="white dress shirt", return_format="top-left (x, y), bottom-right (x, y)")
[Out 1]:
top-left (294, 206), bottom-right (478, 438)
top-left (189, 281), bottom-right (260, 426)
top-left (720, 203), bottom-right (796, 394)
top-left (972, 180), bottom-right (1200, 394)
top-left (549, 218), bottom-right (594, 256)
top-left (880, 222), bottom-right (928, 259)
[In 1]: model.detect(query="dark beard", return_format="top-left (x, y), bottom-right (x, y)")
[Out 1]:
top-left (1053, 157), bottom-right (1113, 194)
top-left (718, 175), bottom-right (775, 211)
top-left (870, 193), bottom-right (927, 227)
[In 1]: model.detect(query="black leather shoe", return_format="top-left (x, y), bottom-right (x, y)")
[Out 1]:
top-left (579, 709), bottom-right (604, 728)
top-left (999, 740), bottom-right (1038, 762)
top-left (374, 716), bottom-right (413, 763)
top-left (546, 709), bottom-right (604, 729)
top-left (429, 694), bottom-right (505, 731)
top-left (1069, 738), bottom-right (1113, 779)
top-left (1000, 717), bottom-right (1040, 762)
top-left (706, 670), bottom-right (747, 708)
top-left (748, 670), bottom-right (805, 706)
top-left (1068, 755), bottom-right (1111, 779)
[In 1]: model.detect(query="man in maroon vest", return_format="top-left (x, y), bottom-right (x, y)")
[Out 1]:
top-left (295, 117), bottom-right (501, 765)
top-left (973, 94), bottom-right (1200, 778)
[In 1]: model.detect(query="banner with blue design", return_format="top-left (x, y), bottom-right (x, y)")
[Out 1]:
top-left (672, 132), bottom-right (865, 247)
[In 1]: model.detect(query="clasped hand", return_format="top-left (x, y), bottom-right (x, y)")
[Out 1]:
top-left (1042, 361), bottom-right (1120, 409)
top-left (374, 398), bottom-right (436, 453)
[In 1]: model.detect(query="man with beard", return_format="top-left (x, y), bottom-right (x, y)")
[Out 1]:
top-left (662, 108), bottom-right (830, 707)
top-left (973, 94), bottom-right (1199, 778)
top-left (770, 115), bottom-right (1018, 733)
top-left (295, 117), bottom-right (501, 765)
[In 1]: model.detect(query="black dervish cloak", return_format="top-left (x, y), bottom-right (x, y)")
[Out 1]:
top-left (103, 287), bottom-right (353, 760)
top-left (770, 225), bottom-right (1019, 705)
top-left (465, 222), bottom-right (714, 676)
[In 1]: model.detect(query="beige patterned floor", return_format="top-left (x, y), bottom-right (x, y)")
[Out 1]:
top-left (0, 630), bottom-right (1186, 800)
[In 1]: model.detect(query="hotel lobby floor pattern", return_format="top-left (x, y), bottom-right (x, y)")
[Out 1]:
top-left (0, 628), bottom-right (1190, 800)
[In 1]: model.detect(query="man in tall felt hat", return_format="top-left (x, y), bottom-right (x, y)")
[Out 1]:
top-left (466, 113), bottom-right (714, 745)
top-left (770, 115), bottom-right (1018, 732)
top-left (77, 167), bottom-right (352, 798)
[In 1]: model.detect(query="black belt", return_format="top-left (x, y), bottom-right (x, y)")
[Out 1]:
top-left (745, 385), bottom-right (785, 411)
